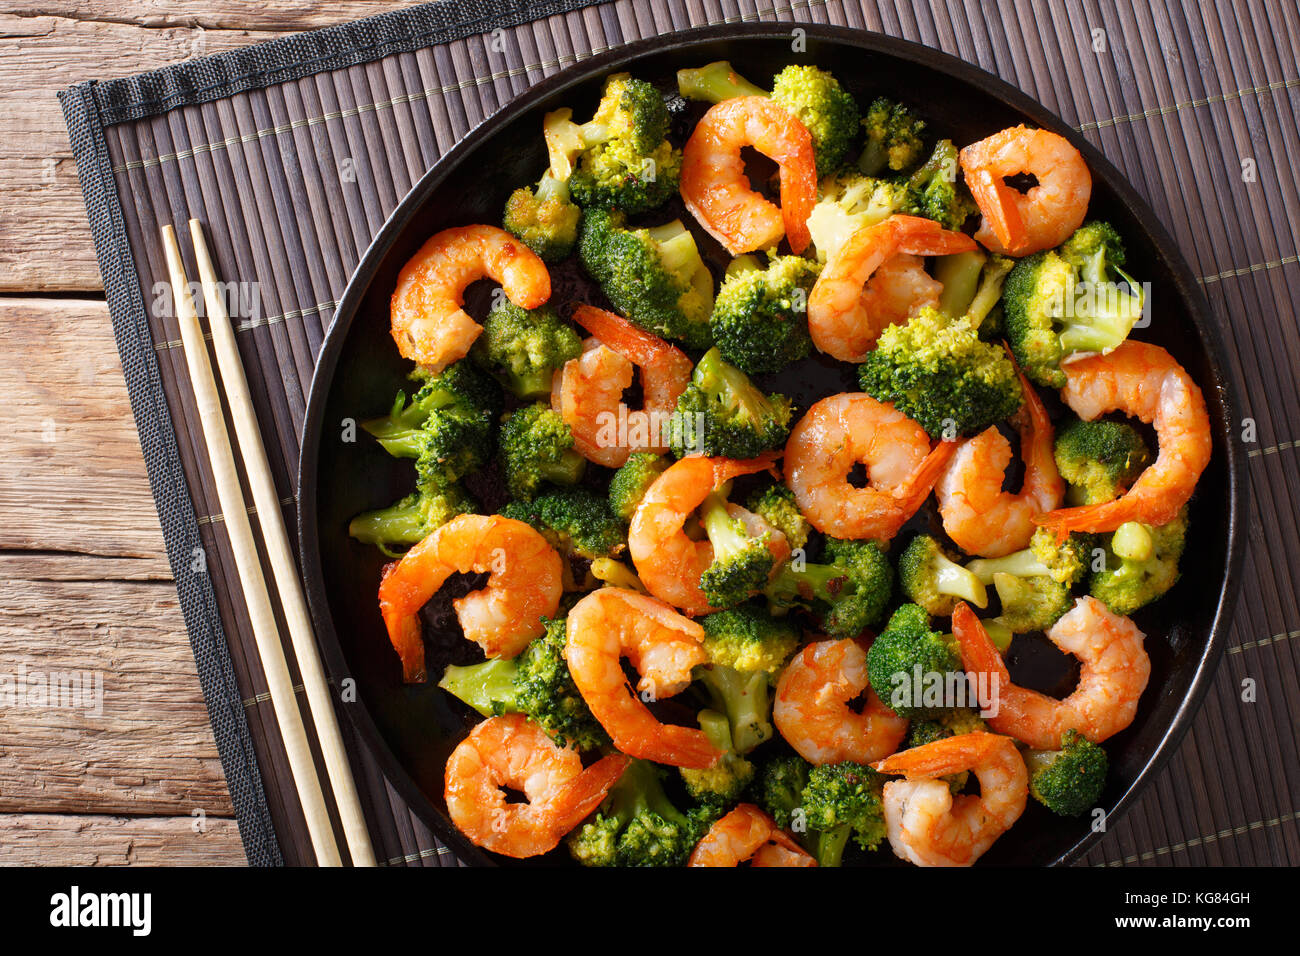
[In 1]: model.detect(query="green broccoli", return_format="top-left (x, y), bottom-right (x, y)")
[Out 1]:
top-left (677, 62), bottom-right (860, 174)
top-left (746, 483), bottom-right (810, 552)
top-left (498, 402), bottom-right (586, 501)
top-left (1089, 511), bottom-right (1187, 615)
top-left (437, 618), bottom-right (607, 750)
top-left (859, 97), bottom-right (925, 175)
top-left (898, 138), bottom-right (977, 230)
top-left (607, 452), bottom-right (669, 524)
top-left (1054, 419), bottom-right (1153, 506)
top-left (935, 249), bottom-right (1015, 330)
top-left (469, 302), bottom-right (581, 399)
top-left (667, 347), bottom-right (793, 459)
top-left (764, 538), bottom-right (894, 639)
top-left (806, 170), bottom-right (908, 262)
top-left (568, 758), bottom-right (718, 866)
top-left (679, 709), bottom-right (755, 807)
top-left (966, 527), bottom-right (1093, 633)
top-left (897, 533), bottom-right (989, 616)
top-left (347, 472), bottom-right (478, 557)
top-left (1004, 221), bottom-right (1145, 388)
top-left (499, 487), bottom-right (625, 560)
top-left (866, 603), bottom-right (961, 719)
top-left (710, 255), bottom-right (821, 375)
top-left (697, 485), bottom-right (776, 609)
top-left (360, 361), bottom-right (501, 481)
top-left (502, 169), bottom-right (582, 262)
top-left (1025, 729), bottom-right (1109, 817)
top-left (987, 572), bottom-right (1075, 634)
top-left (857, 306), bottom-right (1023, 439)
top-left (753, 753), bottom-right (811, 831)
top-left (801, 761), bottom-right (888, 866)
top-left (578, 208), bottom-right (714, 348)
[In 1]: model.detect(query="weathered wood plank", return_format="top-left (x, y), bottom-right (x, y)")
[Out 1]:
top-left (0, 297), bottom-right (173, 562)
top-left (0, 813), bottom-right (244, 866)
top-left (5, 3), bottom-right (425, 31)
top-left (0, 571), bottom-right (235, 816)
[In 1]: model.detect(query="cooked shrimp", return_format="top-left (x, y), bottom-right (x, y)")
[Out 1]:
top-left (951, 599), bottom-right (1150, 750)
top-left (378, 514), bottom-right (562, 682)
top-left (784, 392), bottom-right (956, 542)
top-left (774, 638), bottom-right (909, 765)
top-left (808, 214), bottom-right (977, 362)
top-left (688, 804), bottom-right (816, 867)
top-left (390, 224), bottom-right (550, 373)
top-left (680, 96), bottom-right (817, 255)
top-left (444, 714), bottom-right (629, 859)
top-left (628, 454), bottom-right (789, 615)
top-left (874, 732), bottom-right (1028, 867)
top-left (959, 125), bottom-right (1091, 257)
top-left (936, 366), bottom-right (1062, 557)
top-left (564, 587), bottom-right (721, 768)
top-left (551, 305), bottom-right (692, 468)
top-left (1036, 341), bottom-right (1211, 537)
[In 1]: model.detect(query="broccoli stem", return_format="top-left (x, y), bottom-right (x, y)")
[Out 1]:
top-left (1058, 310), bottom-right (1138, 355)
top-left (696, 669), bottom-right (772, 754)
top-left (966, 256), bottom-right (1014, 327)
top-left (771, 560), bottom-right (848, 605)
top-left (935, 250), bottom-right (988, 319)
top-left (810, 824), bottom-right (851, 867)
top-left (966, 549), bottom-right (1051, 585)
top-left (1111, 521), bottom-right (1154, 561)
top-left (437, 658), bottom-right (520, 716)
top-left (931, 551), bottom-right (990, 608)
top-left (348, 496), bottom-right (428, 555)
top-left (541, 449), bottom-right (588, 486)
top-left (677, 61), bottom-right (768, 103)
top-left (695, 347), bottom-right (774, 422)
top-left (700, 490), bottom-right (751, 563)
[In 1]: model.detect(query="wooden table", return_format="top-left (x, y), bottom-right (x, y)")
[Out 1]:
top-left (0, 2), bottom-right (428, 867)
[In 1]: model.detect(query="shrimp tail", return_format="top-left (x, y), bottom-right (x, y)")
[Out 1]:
top-left (1034, 498), bottom-right (1137, 539)
top-left (635, 724), bottom-right (725, 770)
top-left (551, 753), bottom-right (631, 829)
top-left (952, 601), bottom-right (1011, 685)
top-left (892, 215), bottom-right (979, 256)
top-left (379, 561), bottom-right (428, 683)
top-left (572, 304), bottom-right (681, 368)
top-left (712, 452), bottom-right (782, 487)
top-left (965, 167), bottom-right (1027, 253)
top-left (874, 731), bottom-right (1003, 777)
top-left (893, 438), bottom-right (957, 516)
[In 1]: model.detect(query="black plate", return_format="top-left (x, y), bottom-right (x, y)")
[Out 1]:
top-left (297, 23), bottom-right (1247, 866)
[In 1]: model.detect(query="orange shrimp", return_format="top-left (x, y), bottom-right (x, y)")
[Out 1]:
top-left (959, 126), bottom-right (1091, 257)
top-left (627, 454), bottom-right (789, 615)
top-left (808, 214), bottom-right (978, 362)
top-left (688, 804), bottom-right (817, 867)
top-left (935, 366), bottom-right (1062, 557)
top-left (784, 393), bottom-right (956, 542)
top-left (564, 587), bottom-right (722, 769)
top-left (774, 638), bottom-right (909, 765)
top-left (874, 732), bottom-right (1028, 867)
top-left (680, 96), bottom-right (817, 255)
top-left (390, 224), bottom-right (550, 373)
top-left (1036, 341), bottom-right (1211, 538)
top-left (443, 714), bottom-right (628, 858)
top-left (378, 514), bottom-right (562, 682)
top-left (951, 599), bottom-right (1150, 750)
top-left (551, 305), bottom-right (693, 469)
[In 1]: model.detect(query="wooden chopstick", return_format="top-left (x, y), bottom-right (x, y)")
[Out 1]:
top-left (187, 220), bottom-right (377, 867)
top-left (160, 225), bottom-right (343, 867)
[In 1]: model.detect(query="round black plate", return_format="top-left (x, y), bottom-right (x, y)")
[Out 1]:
top-left (297, 23), bottom-right (1247, 867)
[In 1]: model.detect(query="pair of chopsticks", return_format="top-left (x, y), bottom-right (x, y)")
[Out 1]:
top-left (161, 221), bottom-right (375, 867)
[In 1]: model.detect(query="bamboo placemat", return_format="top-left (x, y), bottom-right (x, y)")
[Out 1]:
top-left (60, 0), bottom-right (1298, 866)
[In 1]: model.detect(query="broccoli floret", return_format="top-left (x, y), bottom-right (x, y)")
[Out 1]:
top-left (500, 487), bottom-right (625, 560)
top-left (897, 534), bottom-right (989, 616)
top-left (437, 618), bottom-right (608, 751)
top-left (806, 170), bottom-right (909, 262)
top-left (677, 62), bottom-right (859, 175)
top-left (898, 138), bottom-right (977, 230)
top-left (1089, 511), bottom-right (1187, 615)
top-left (498, 402), bottom-right (586, 501)
top-left (770, 65), bottom-right (860, 174)
top-left (746, 483), bottom-right (810, 553)
top-left (935, 249), bottom-right (1015, 331)
top-left (361, 361), bottom-right (502, 480)
top-left (709, 255), bottom-right (820, 375)
top-left (1054, 419), bottom-right (1153, 506)
top-left (859, 97), bottom-right (925, 175)
top-left (801, 761), bottom-right (887, 866)
top-left (858, 307), bottom-right (1023, 439)
top-left (608, 452), bottom-right (670, 523)
top-left (866, 603), bottom-right (961, 719)
top-left (568, 758), bottom-right (718, 867)
top-left (988, 571), bottom-right (1074, 633)
top-left (1025, 729), bottom-right (1109, 817)
top-left (679, 709), bottom-right (755, 806)
top-left (502, 170), bottom-right (581, 262)
top-left (965, 528), bottom-right (1092, 634)
top-left (578, 208), bottom-right (714, 348)
top-left (667, 347), bottom-right (793, 459)
top-left (753, 753), bottom-right (812, 831)
top-left (1004, 221), bottom-right (1145, 388)
top-left (765, 538), bottom-right (894, 639)
top-left (699, 603), bottom-right (801, 677)
top-left (698, 488), bottom-right (776, 609)
top-left (347, 474), bottom-right (477, 557)
top-left (469, 302), bottom-right (581, 399)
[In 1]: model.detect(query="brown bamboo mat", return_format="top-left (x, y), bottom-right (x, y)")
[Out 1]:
top-left (61, 0), bottom-right (1298, 867)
